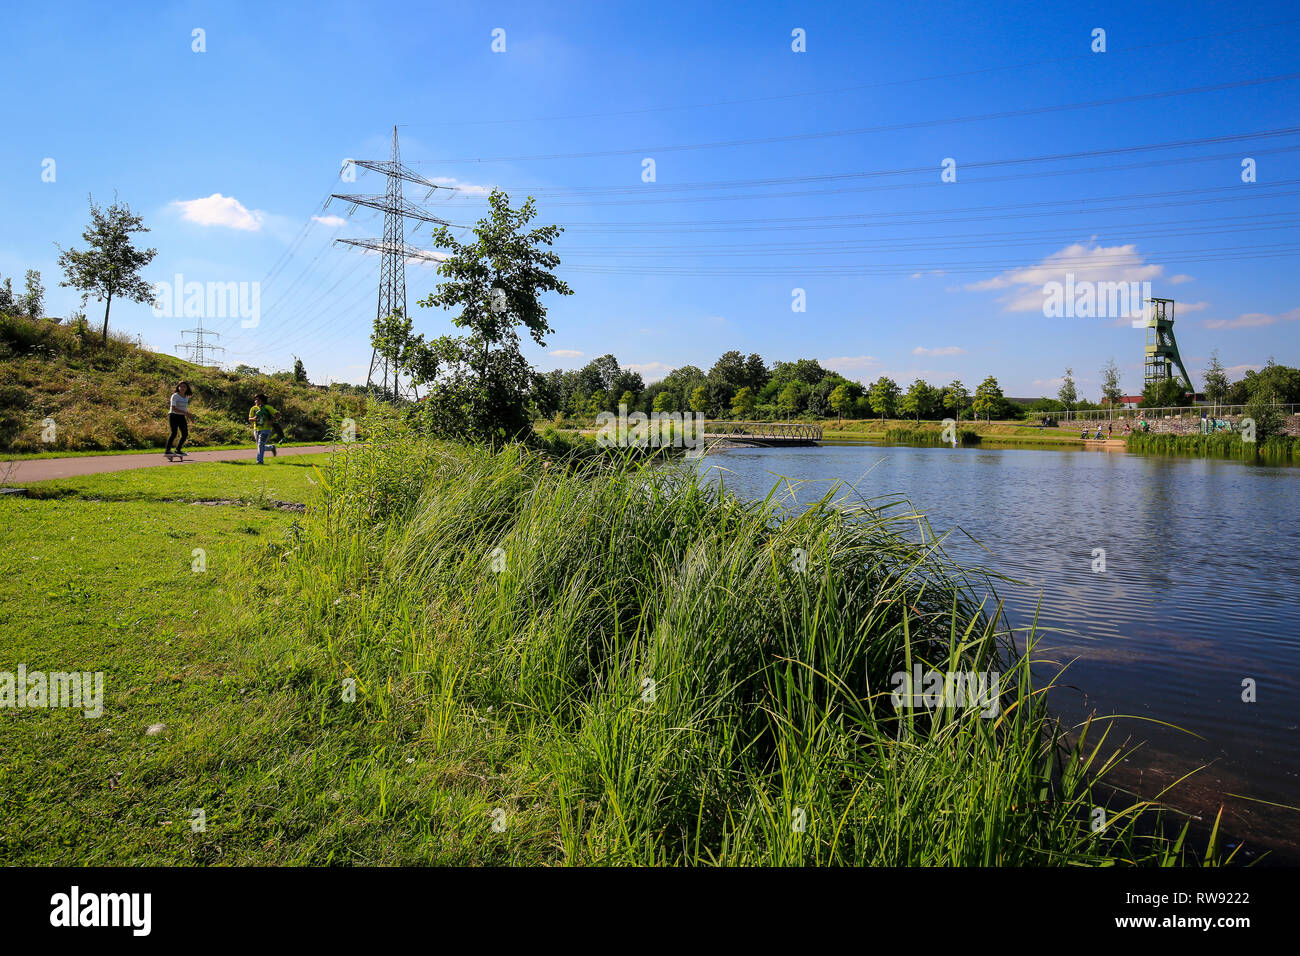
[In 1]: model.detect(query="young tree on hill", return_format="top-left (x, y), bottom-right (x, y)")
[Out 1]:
top-left (56, 195), bottom-right (158, 344)
top-left (293, 355), bottom-right (308, 384)
top-left (22, 270), bottom-right (44, 318)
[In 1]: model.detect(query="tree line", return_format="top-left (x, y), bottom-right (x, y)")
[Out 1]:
top-left (531, 351), bottom-right (1300, 423)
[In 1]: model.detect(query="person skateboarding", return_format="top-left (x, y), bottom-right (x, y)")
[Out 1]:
top-left (248, 393), bottom-right (279, 464)
top-left (164, 381), bottom-right (195, 459)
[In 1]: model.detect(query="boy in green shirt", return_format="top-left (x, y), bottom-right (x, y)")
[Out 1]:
top-left (248, 393), bottom-right (278, 464)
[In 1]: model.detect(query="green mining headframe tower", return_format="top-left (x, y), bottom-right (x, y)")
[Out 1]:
top-left (1143, 297), bottom-right (1193, 391)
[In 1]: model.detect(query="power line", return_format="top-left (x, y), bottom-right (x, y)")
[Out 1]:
top-left (414, 73), bottom-right (1300, 164)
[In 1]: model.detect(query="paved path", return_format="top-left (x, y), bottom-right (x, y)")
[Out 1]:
top-left (3, 445), bottom-right (337, 483)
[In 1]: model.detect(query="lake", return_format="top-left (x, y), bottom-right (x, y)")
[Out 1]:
top-left (698, 442), bottom-right (1300, 859)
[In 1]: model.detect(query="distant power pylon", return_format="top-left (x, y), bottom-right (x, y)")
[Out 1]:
top-left (176, 318), bottom-right (225, 367)
top-left (327, 126), bottom-right (456, 401)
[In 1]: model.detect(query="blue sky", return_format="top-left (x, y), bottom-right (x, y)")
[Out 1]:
top-left (3, 0), bottom-right (1299, 398)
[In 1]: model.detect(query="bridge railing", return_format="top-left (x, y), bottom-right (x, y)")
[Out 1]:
top-left (700, 420), bottom-right (823, 441)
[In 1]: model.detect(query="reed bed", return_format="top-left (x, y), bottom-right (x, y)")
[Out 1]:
top-left (257, 416), bottom-right (1201, 864)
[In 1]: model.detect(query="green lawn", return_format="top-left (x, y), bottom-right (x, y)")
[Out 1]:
top-left (0, 454), bottom-right (546, 864)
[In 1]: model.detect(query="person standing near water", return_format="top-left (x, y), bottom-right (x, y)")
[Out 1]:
top-left (248, 393), bottom-right (279, 464)
top-left (164, 381), bottom-right (195, 459)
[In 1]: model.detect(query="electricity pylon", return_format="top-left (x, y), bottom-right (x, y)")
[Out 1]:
top-left (176, 318), bottom-right (225, 367)
top-left (327, 126), bottom-right (455, 401)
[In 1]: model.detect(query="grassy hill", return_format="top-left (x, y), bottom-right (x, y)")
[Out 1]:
top-left (0, 312), bottom-right (368, 453)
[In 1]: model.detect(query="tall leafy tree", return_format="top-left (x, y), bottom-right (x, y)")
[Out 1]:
top-left (941, 380), bottom-right (969, 420)
top-left (867, 376), bottom-right (900, 419)
top-left (411, 191), bottom-right (573, 440)
top-left (1202, 350), bottom-right (1230, 409)
top-left (972, 376), bottom-right (1004, 422)
top-left (1057, 367), bottom-right (1078, 416)
top-left (899, 378), bottom-right (935, 422)
top-left (56, 195), bottom-right (158, 343)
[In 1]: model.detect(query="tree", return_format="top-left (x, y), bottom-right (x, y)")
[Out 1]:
top-left (1140, 378), bottom-right (1189, 409)
top-left (899, 378), bottom-right (936, 422)
top-left (972, 376), bottom-right (1004, 422)
top-left (22, 270), bottom-right (45, 318)
top-left (778, 382), bottom-right (804, 417)
top-left (652, 391), bottom-right (677, 413)
top-left (743, 353), bottom-right (769, 392)
top-left (56, 195), bottom-right (158, 343)
top-left (828, 383), bottom-right (853, 421)
top-left (689, 385), bottom-right (709, 414)
top-left (293, 355), bottom-right (308, 384)
top-left (867, 376), bottom-right (900, 419)
top-left (1099, 359), bottom-right (1122, 417)
top-left (1203, 350), bottom-right (1230, 410)
top-left (1057, 368), bottom-right (1078, 417)
top-left (411, 191), bottom-right (573, 441)
top-left (941, 380), bottom-right (969, 420)
top-left (731, 385), bottom-right (755, 419)
top-left (578, 354), bottom-right (621, 396)
top-left (1242, 359), bottom-right (1300, 406)
top-left (1244, 392), bottom-right (1283, 442)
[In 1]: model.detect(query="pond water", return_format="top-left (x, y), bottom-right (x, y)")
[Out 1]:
top-left (697, 442), bottom-right (1300, 859)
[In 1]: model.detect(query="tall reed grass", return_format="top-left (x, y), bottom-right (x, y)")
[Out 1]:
top-left (260, 415), bottom-right (1203, 864)
top-left (1125, 431), bottom-right (1299, 461)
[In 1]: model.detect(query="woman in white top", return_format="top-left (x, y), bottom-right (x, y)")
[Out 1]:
top-left (165, 381), bottom-right (195, 458)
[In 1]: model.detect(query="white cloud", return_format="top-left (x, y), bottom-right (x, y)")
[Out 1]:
top-left (625, 361), bottom-right (675, 382)
top-left (1178, 301), bottom-right (1210, 313)
top-left (1204, 307), bottom-right (1300, 330)
top-left (313, 214), bottom-right (347, 227)
top-left (1169, 274), bottom-right (1194, 285)
top-left (172, 193), bottom-right (264, 231)
top-left (964, 243), bottom-right (1167, 312)
top-left (549, 349), bottom-right (584, 358)
top-left (430, 177), bottom-right (495, 198)
top-left (1225, 364), bottom-right (1262, 376)
top-left (912, 345), bottom-right (966, 356)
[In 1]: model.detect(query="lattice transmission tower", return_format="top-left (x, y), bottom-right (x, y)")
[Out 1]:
top-left (176, 318), bottom-right (225, 367)
top-left (326, 126), bottom-right (455, 400)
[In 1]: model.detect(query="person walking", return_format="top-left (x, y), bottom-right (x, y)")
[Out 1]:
top-left (248, 393), bottom-right (279, 464)
top-left (164, 381), bottom-right (195, 459)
